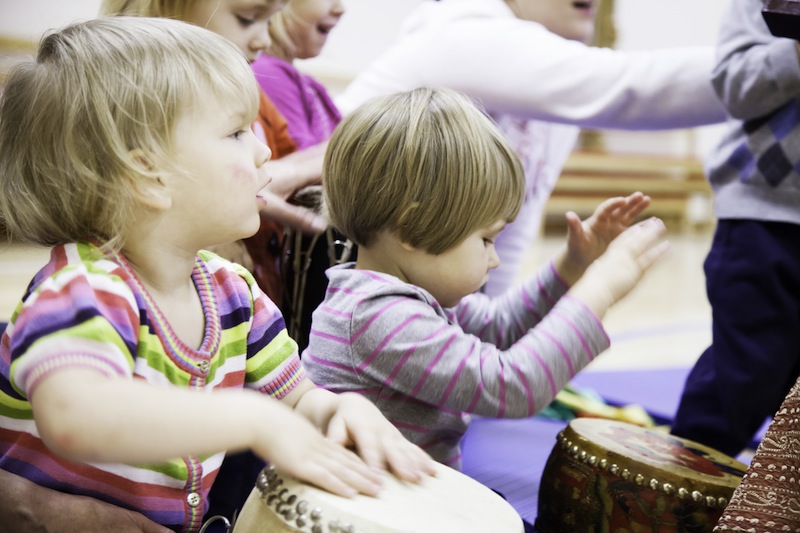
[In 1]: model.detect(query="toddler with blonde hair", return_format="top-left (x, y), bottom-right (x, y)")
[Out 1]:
top-left (0, 17), bottom-right (432, 533)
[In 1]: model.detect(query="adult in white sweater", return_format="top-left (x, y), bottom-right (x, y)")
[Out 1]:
top-left (337, 0), bottom-right (726, 296)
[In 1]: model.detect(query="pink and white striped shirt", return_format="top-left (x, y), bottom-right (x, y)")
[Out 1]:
top-left (304, 262), bottom-right (609, 468)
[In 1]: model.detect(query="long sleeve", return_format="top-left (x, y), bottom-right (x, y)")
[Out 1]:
top-left (711, 0), bottom-right (800, 119)
top-left (304, 263), bottom-right (608, 466)
top-left (337, 0), bottom-right (725, 129)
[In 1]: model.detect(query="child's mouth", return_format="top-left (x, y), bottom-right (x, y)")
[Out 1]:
top-left (317, 23), bottom-right (336, 35)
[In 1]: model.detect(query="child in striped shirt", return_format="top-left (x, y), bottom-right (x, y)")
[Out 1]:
top-left (0, 17), bottom-right (433, 533)
top-left (304, 87), bottom-right (670, 469)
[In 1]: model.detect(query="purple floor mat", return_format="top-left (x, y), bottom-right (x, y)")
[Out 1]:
top-left (461, 415), bottom-right (565, 526)
top-left (460, 367), bottom-right (769, 526)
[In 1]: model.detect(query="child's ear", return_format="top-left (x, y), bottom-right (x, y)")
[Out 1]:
top-left (128, 148), bottom-right (172, 211)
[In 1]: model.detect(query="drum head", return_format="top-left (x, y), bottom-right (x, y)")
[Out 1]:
top-left (233, 462), bottom-right (524, 533)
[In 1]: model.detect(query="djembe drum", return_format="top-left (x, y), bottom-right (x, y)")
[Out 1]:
top-left (281, 186), bottom-right (354, 352)
top-left (536, 418), bottom-right (748, 533)
top-left (230, 462), bottom-right (524, 533)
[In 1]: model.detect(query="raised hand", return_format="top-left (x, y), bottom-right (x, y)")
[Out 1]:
top-left (258, 188), bottom-right (327, 235)
top-left (564, 192), bottom-right (651, 272)
top-left (569, 216), bottom-right (669, 318)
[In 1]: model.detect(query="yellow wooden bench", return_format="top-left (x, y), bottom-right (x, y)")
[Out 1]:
top-left (544, 150), bottom-right (713, 232)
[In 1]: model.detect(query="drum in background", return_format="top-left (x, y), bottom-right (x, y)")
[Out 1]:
top-left (281, 185), bottom-right (355, 352)
top-left (281, 225), bottom-right (353, 352)
top-left (232, 462), bottom-right (524, 533)
top-left (536, 418), bottom-right (747, 533)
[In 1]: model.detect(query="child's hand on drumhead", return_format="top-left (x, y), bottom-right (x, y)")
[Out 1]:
top-left (327, 393), bottom-right (438, 483)
top-left (251, 398), bottom-right (386, 498)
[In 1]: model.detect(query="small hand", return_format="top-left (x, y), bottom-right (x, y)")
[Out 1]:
top-left (326, 393), bottom-right (437, 483)
top-left (252, 403), bottom-right (384, 498)
top-left (572, 216), bottom-right (669, 316)
top-left (259, 145), bottom-right (327, 235)
top-left (258, 188), bottom-right (327, 235)
top-left (565, 192), bottom-right (651, 271)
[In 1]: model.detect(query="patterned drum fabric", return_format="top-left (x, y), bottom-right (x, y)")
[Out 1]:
top-left (232, 463), bottom-right (524, 533)
top-left (536, 418), bottom-right (747, 533)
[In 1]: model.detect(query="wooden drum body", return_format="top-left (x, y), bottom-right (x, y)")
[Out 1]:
top-left (536, 418), bottom-right (747, 533)
top-left (232, 462), bottom-right (524, 533)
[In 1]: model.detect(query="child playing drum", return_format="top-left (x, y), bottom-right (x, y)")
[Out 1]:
top-left (304, 87), bottom-right (670, 470)
top-left (0, 17), bottom-right (433, 533)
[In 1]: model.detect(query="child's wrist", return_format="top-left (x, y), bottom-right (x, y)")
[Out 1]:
top-left (555, 249), bottom-right (590, 286)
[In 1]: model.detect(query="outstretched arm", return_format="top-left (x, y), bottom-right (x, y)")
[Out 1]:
top-left (31, 368), bottom-right (385, 498)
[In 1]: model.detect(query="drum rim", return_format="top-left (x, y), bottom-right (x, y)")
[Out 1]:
top-left (245, 464), bottom-right (524, 533)
top-left (554, 419), bottom-right (747, 509)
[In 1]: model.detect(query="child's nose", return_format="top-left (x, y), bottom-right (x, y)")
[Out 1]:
top-left (257, 142), bottom-right (272, 167)
top-left (488, 246), bottom-right (501, 269)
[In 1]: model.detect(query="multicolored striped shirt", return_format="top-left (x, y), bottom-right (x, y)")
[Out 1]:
top-left (304, 262), bottom-right (609, 469)
top-left (0, 241), bottom-right (305, 532)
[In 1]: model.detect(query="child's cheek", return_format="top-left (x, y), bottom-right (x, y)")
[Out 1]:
top-left (231, 165), bottom-right (256, 186)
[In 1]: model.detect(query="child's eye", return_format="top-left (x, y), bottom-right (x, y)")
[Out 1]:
top-left (483, 238), bottom-right (494, 246)
top-left (236, 15), bottom-right (255, 26)
top-left (230, 129), bottom-right (247, 140)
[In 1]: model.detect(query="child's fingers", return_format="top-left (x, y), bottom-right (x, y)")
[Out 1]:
top-left (564, 211), bottom-right (584, 236)
top-left (621, 193), bottom-right (651, 219)
top-left (382, 440), bottom-right (437, 483)
top-left (296, 445), bottom-right (384, 498)
top-left (637, 240), bottom-right (671, 270)
top-left (592, 196), bottom-right (628, 221)
top-left (617, 217), bottom-right (668, 256)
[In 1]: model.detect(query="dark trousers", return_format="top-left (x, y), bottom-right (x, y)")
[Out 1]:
top-left (672, 219), bottom-right (800, 457)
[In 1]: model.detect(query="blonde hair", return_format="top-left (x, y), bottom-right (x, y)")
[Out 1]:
top-left (264, 6), bottom-right (297, 61)
top-left (0, 16), bottom-right (259, 249)
top-left (100, 0), bottom-right (198, 19)
top-left (324, 87), bottom-right (525, 254)
top-left (101, 0), bottom-right (287, 22)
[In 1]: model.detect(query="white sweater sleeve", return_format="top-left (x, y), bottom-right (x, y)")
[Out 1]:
top-left (338, 1), bottom-right (726, 129)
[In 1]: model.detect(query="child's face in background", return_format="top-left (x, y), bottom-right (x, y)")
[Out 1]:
top-left (187, 0), bottom-right (286, 62)
top-left (282, 0), bottom-right (345, 60)
top-left (166, 88), bottom-right (272, 248)
top-left (507, 0), bottom-right (598, 43)
top-left (405, 220), bottom-right (505, 308)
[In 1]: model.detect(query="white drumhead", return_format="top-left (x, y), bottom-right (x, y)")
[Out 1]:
top-left (232, 462), bottom-right (524, 533)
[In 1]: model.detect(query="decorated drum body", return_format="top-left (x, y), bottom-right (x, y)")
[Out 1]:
top-left (232, 462), bottom-right (524, 533)
top-left (536, 418), bottom-right (747, 533)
